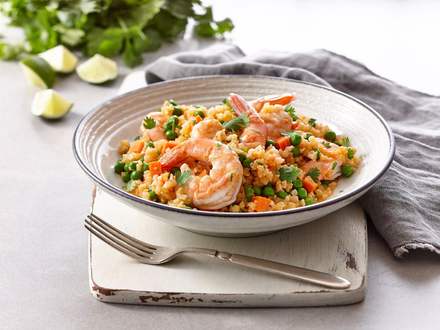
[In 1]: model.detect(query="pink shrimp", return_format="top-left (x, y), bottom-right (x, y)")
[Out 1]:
top-left (251, 93), bottom-right (295, 112)
top-left (229, 93), bottom-right (267, 148)
top-left (140, 112), bottom-right (167, 141)
top-left (191, 118), bottom-right (223, 139)
top-left (159, 138), bottom-right (243, 210)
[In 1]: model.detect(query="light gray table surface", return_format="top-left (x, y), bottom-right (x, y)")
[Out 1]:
top-left (1, 1), bottom-right (440, 329)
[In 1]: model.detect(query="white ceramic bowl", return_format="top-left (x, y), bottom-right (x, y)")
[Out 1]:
top-left (73, 76), bottom-right (394, 236)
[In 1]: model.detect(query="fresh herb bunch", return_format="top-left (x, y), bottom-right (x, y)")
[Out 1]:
top-left (0, 0), bottom-right (234, 67)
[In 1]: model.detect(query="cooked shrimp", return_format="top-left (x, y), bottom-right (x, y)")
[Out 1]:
top-left (191, 118), bottom-right (223, 139)
top-left (159, 138), bottom-right (243, 210)
top-left (301, 160), bottom-right (342, 181)
top-left (259, 105), bottom-right (294, 140)
top-left (140, 112), bottom-right (167, 141)
top-left (229, 93), bottom-right (267, 148)
top-left (251, 93), bottom-right (295, 112)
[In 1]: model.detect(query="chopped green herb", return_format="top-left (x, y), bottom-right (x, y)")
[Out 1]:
top-left (194, 110), bottom-right (205, 118)
top-left (223, 114), bottom-right (249, 132)
top-left (324, 131), bottom-right (336, 142)
top-left (316, 149), bottom-right (321, 161)
top-left (332, 161), bottom-right (337, 170)
top-left (134, 135), bottom-right (141, 141)
top-left (323, 142), bottom-right (331, 148)
top-left (238, 154), bottom-right (252, 168)
top-left (341, 164), bottom-right (354, 177)
top-left (279, 166), bottom-right (300, 182)
top-left (340, 136), bottom-right (351, 147)
top-left (284, 104), bottom-right (297, 120)
top-left (304, 133), bottom-right (312, 141)
top-left (222, 98), bottom-right (231, 107)
top-left (171, 167), bottom-right (181, 177)
top-left (172, 107), bottom-right (183, 116)
top-left (143, 116), bottom-right (156, 129)
top-left (266, 139), bottom-right (277, 148)
top-left (142, 162), bottom-right (149, 171)
top-left (321, 180), bottom-right (332, 186)
top-left (177, 170), bottom-right (192, 185)
top-left (307, 167), bottom-right (320, 182)
top-left (347, 148), bottom-right (355, 159)
top-left (308, 118), bottom-right (317, 127)
top-left (168, 99), bottom-right (178, 106)
top-left (147, 141), bottom-right (155, 148)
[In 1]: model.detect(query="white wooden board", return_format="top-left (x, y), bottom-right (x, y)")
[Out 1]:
top-left (89, 188), bottom-right (367, 307)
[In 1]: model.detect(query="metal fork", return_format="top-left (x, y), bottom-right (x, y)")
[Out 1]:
top-left (84, 214), bottom-right (351, 289)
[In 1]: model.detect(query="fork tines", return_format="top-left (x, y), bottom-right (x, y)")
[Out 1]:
top-left (84, 214), bottom-right (156, 261)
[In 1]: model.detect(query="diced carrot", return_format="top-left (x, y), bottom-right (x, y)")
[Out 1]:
top-left (303, 176), bottom-right (318, 193)
top-left (149, 161), bottom-right (162, 175)
top-left (195, 115), bottom-right (202, 123)
top-left (276, 136), bottom-right (291, 150)
top-left (253, 196), bottom-right (271, 212)
top-left (129, 140), bottom-right (144, 153)
top-left (291, 122), bottom-right (299, 129)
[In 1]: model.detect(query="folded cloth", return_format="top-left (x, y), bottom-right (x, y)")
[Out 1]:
top-left (145, 44), bottom-right (440, 257)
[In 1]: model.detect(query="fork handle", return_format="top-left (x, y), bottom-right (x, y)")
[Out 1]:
top-left (215, 252), bottom-right (350, 289)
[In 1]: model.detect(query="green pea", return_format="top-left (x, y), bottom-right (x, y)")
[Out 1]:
top-left (262, 185), bottom-right (275, 197)
top-left (142, 162), bottom-right (149, 171)
top-left (305, 196), bottom-right (315, 205)
top-left (347, 148), bottom-right (355, 159)
top-left (297, 187), bottom-right (307, 199)
top-left (114, 160), bottom-right (125, 174)
top-left (292, 145), bottom-right (301, 157)
top-left (165, 130), bottom-right (177, 140)
top-left (244, 185), bottom-right (254, 202)
top-left (341, 164), bottom-right (354, 177)
top-left (124, 162), bottom-right (131, 172)
top-left (324, 131), bottom-right (336, 142)
top-left (128, 162), bottom-right (137, 171)
top-left (194, 110), bottom-right (205, 118)
top-left (253, 186), bottom-right (262, 196)
top-left (276, 191), bottom-right (288, 199)
top-left (171, 167), bottom-right (181, 178)
top-left (266, 139), bottom-right (277, 148)
top-left (289, 133), bottom-right (302, 146)
top-left (122, 172), bottom-right (131, 183)
top-left (172, 107), bottom-right (183, 116)
top-left (130, 171), bottom-right (143, 180)
top-left (293, 178), bottom-right (302, 188)
top-left (148, 190), bottom-right (157, 201)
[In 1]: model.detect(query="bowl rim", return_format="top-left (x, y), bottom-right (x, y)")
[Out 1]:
top-left (73, 74), bottom-right (395, 218)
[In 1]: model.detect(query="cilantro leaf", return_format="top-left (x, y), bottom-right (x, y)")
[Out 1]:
top-left (279, 166), bottom-right (300, 183)
top-left (223, 114), bottom-right (249, 132)
top-left (307, 167), bottom-right (320, 182)
top-left (177, 170), bottom-right (192, 185)
top-left (143, 116), bottom-right (156, 129)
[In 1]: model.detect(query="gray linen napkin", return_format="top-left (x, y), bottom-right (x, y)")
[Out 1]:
top-left (145, 44), bottom-right (440, 257)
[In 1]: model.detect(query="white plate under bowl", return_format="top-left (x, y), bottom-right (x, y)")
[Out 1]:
top-left (73, 75), bottom-right (394, 236)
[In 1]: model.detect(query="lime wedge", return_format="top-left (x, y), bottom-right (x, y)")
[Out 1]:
top-left (39, 45), bottom-right (78, 73)
top-left (76, 54), bottom-right (118, 84)
top-left (31, 89), bottom-right (73, 119)
top-left (20, 56), bottom-right (56, 89)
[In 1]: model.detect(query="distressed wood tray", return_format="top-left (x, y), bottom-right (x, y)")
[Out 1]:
top-left (89, 188), bottom-right (367, 307)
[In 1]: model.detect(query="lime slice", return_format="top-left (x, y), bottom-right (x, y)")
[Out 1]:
top-left (20, 56), bottom-right (56, 89)
top-left (39, 45), bottom-right (78, 73)
top-left (76, 54), bottom-right (118, 84)
top-left (31, 89), bottom-right (73, 119)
